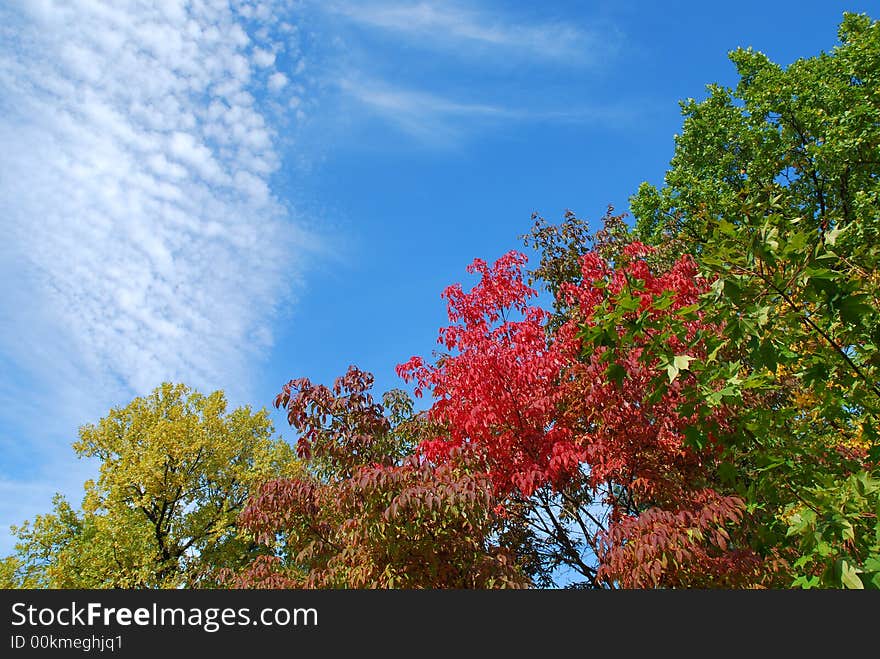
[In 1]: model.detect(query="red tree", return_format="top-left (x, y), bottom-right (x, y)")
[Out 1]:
top-left (399, 219), bottom-right (774, 587)
top-left (227, 366), bottom-right (530, 589)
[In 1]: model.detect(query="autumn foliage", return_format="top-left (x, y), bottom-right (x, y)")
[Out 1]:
top-left (228, 367), bottom-right (528, 589)
top-left (396, 221), bottom-right (775, 588)
top-left (397, 251), bottom-right (580, 498)
top-left (229, 177), bottom-right (875, 588)
top-left (227, 208), bottom-right (783, 589)
top-left (6, 13), bottom-right (877, 590)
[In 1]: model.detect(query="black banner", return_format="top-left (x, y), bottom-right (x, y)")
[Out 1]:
top-left (1, 588), bottom-right (875, 655)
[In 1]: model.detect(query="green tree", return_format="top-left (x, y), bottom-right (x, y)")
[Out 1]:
top-left (632, 12), bottom-right (880, 255)
top-left (5, 383), bottom-right (298, 588)
top-left (630, 12), bottom-right (880, 588)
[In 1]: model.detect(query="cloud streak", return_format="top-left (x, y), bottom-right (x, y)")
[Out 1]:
top-left (338, 77), bottom-right (514, 142)
top-left (310, 2), bottom-right (626, 146)
top-left (337, 77), bottom-right (636, 145)
top-left (326, 1), bottom-right (602, 62)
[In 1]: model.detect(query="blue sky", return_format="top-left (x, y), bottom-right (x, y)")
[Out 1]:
top-left (0, 0), bottom-right (874, 555)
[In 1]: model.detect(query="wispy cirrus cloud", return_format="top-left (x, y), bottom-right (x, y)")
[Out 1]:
top-left (309, 2), bottom-right (626, 146)
top-left (336, 76), bottom-right (636, 146)
top-left (325, 1), bottom-right (608, 63)
top-left (338, 77), bottom-right (514, 142)
top-left (0, 0), bottom-right (318, 547)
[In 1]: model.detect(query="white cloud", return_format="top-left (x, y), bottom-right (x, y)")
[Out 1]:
top-left (325, 1), bottom-right (605, 62)
top-left (337, 77), bottom-right (633, 145)
top-left (339, 77), bottom-right (510, 141)
top-left (253, 47), bottom-right (277, 68)
top-left (311, 2), bottom-right (624, 146)
top-left (268, 71), bottom-right (289, 92)
top-left (0, 0), bottom-right (318, 544)
top-left (342, 78), bottom-right (507, 117)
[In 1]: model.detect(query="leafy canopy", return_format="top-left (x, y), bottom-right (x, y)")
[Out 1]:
top-left (3, 383), bottom-right (296, 588)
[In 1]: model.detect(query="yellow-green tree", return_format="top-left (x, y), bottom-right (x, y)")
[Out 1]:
top-left (3, 383), bottom-right (298, 588)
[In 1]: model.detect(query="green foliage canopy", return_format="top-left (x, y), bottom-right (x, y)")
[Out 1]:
top-left (3, 383), bottom-right (297, 588)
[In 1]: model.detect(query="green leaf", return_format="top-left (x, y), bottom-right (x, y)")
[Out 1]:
top-left (606, 363), bottom-right (627, 388)
top-left (673, 354), bottom-right (695, 371)
top-left (652, 292), bottom-right (674, 311)
top-left (793, 574), bottom-right (821, 589)
top-left (840, 559), bottom-right (864, 589)
top-left (676, 303), bottom-right (700, 318)
top-left (755, 305), bottom-right (770, 327)
top-left (717, 461), bottom-right (737, 484)
top-left (717, 219), bottom-right (737, 237)
top-left (682, 425), bottom-right (706, 450)
top-left (839, 294), bottom-right (873, 325)
top-left (825, 225), bottom-right (846, 246)
top-left (757, 339), bottom-right (778, 372)
top-left (803, 266), bottom-right (838, 281)
top-left (723, 279), bottom-right (742, 304)
top-left (617, 294), bottom-right (641, 313)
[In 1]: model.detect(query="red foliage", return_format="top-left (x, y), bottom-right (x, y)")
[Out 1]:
top-left (596, 491), bottom-right (767, 588)
top-left (560, 246), bottom-right (731, 507)
top-left (398, 238), bottom-right (770, 587)
top-left (397, 247), bottom-right (719, 500)
top-left (397, 251), bottom-right (581, 498)
top-left (230, 367), bottom-right (529, 589)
